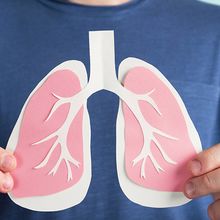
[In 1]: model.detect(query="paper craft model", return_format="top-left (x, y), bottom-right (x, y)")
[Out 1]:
top-left (6, 30), bottom-right (202, 211)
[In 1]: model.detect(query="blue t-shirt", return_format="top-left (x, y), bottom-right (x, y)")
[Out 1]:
top-left (0, 0), bottom-right (220, 219)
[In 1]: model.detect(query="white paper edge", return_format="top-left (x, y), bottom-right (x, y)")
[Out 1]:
top-left (6, 60), bottom-right (91, 211)
top-left (116, 57), bottom-right (202, 208)
top-left (198, 0), bottom-right (220, 6)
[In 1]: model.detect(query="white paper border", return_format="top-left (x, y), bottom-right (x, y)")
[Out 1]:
top-left (116, 57), bottom-right (202, 207)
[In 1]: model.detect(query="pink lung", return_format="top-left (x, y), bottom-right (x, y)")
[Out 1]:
top-left (11, 69), bottom-right (84, 197)
top-left (122, 66), bottom-right (197, 191)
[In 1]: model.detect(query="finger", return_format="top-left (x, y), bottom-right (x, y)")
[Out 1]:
top-left (208, 200), bottom-right (220, 220)
top-left (0, 171), bottom-right (14, 193)
top-left (188, 143), bottom-right (220, 176)
top-left (0, 147), bottom-right (17, 172)
top-left (184, 168), bottom-right (220, 198)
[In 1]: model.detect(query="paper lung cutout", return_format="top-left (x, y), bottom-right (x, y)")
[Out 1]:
top-left (6, 30), bottom-right (202, 211)
top-left (7, 61), bottom-right (91, 211)
top-left (116, 58), bottom-right (201, 207)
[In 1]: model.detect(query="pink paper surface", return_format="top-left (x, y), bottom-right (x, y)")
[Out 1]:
top-left (12, 70), bottom-right (84, 197)
top-left (123, 67), bottom-right (196, 191)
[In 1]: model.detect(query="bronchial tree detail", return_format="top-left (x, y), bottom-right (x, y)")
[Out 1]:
top-left (117, 85), bottom-right (178, 179)
top-left (31, 31), bottom-right (178, 181)
top-left (123, 88), bottom-right (178, 179)
top-left (32, 90), bottom-right (88, 181)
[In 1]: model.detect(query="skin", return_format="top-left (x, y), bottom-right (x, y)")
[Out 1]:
top-left (0, 0), bottom-right (218, 219)
top-left (0, 147), bottom-right (16, 192)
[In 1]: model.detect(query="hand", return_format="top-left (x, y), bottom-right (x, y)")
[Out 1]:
top-left (0, 147), bottom-right (16, 193)
top-left (184, 143), bottom-right (220, 220)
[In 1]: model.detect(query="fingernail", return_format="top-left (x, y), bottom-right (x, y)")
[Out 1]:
top-left (185, 182), bottom-right (195, 197)
top-left (1, 155), bottom-right (14, 169)
top-left (3, 177), bottom-right (13, 190)
top-left (190, 160), bottom-right (201, 175)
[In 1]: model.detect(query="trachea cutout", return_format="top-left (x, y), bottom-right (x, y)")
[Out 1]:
top-left (6, 31), bottom-right (202, 211)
